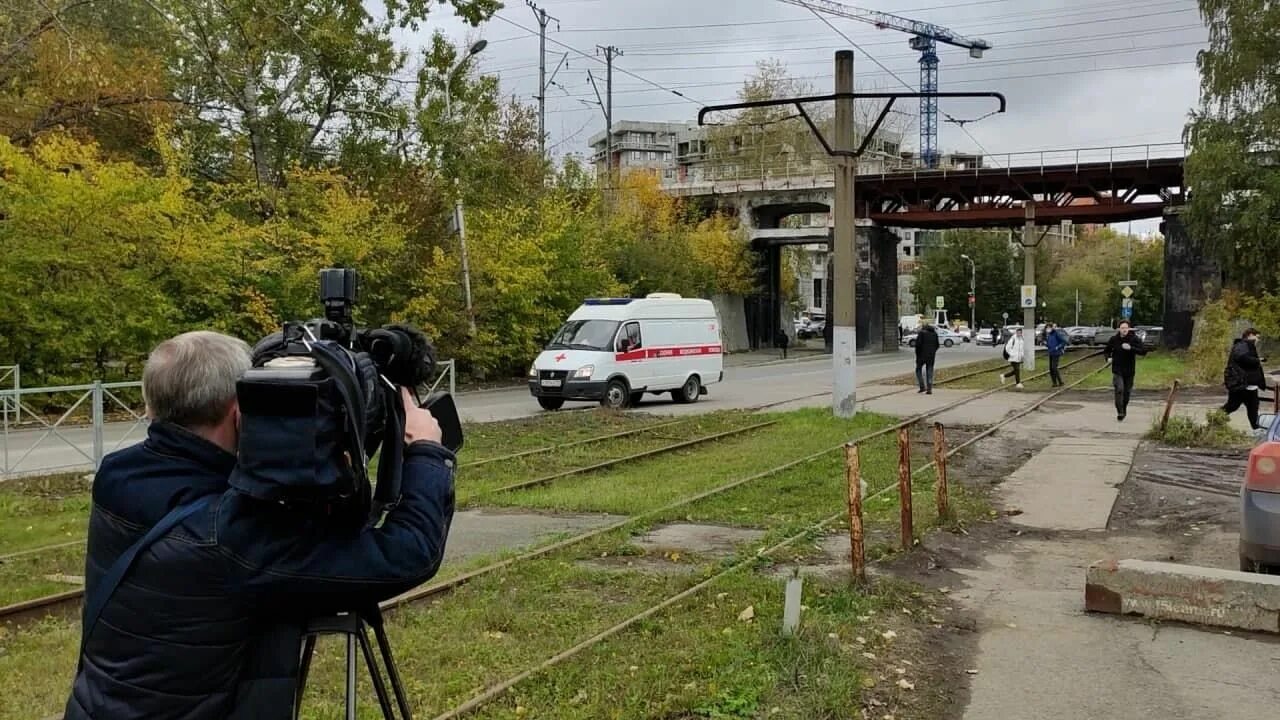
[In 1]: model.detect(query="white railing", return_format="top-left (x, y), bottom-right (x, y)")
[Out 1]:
top-left (0, 359), bottom-right (461, 479)
top-left (0, 381), bottom-right (147, 479)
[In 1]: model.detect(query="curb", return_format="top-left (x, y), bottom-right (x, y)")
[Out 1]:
top-left (1085, 558), bottom-right (1280, 634)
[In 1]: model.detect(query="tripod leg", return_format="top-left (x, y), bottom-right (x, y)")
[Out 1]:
top-left (371, 617), bottom-right (414, 720)
top-left (358, 625), bottom-right (397, 720)
top-left (295, 636), bottom-right (317, 719)
top-left (346, 634), bottom-right (358, 720)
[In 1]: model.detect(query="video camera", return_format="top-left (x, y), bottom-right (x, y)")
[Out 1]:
top-left (229, 268), bottom-right (462, 527)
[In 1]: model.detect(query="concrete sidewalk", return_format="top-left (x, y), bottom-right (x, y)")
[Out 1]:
top-left (954, 399), bottom-right (1280, 720)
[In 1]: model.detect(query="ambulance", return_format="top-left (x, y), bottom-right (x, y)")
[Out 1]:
top-left (528, 294), bottom-right (724, 410)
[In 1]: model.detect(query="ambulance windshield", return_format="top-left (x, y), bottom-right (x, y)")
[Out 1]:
top-left (547, 320), bottom-right (620, 351)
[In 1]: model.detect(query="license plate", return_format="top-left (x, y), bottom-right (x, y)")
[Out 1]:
top-left (540, 379), bottom-right (562, 388)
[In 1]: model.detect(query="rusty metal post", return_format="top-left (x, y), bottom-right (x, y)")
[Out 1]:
top-left (1274, 384), bottom-right (1279, 415)
top-left (844, 442), bottom-right (865, 583)
top-left (1160, 380), bottom-right (1180, 434)
top-left (933, 422), bottom-right (949, 522)
top-left (898, 426), bottom-right (913, 550)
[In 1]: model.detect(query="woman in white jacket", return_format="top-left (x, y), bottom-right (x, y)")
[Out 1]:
top-left (1001, 328), bottom-right (1025, 388)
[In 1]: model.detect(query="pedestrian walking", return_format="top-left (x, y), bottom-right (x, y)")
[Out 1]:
top-left (775, 328), bottom-right (790, 360)
top-left (1000, 328), bottom-right (1025, 388)
top-left (990, 326), bottom-right (999, 346)
top-left (1045, 321), bottom-right (1068, 387)
top-left (1104, 320), bottom-right (1147, 421)
top-left (914, 320), bottom-right (940, 394)
top-left (1222, 328), bottom-right (1269, 430)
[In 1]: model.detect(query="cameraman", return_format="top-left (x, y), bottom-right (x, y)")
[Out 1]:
top-left (65, 331), bottom-right (456, 720)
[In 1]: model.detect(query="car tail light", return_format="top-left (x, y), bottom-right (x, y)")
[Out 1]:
top-left (1244, 442), bottom-right (1280, 492)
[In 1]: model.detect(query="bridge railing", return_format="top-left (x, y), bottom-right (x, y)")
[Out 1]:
top-left (659, 142), bottom-right (1187, 194)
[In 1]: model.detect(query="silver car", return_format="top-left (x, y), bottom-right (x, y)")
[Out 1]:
top-left (1240, 410), bottom-right (1280, 573)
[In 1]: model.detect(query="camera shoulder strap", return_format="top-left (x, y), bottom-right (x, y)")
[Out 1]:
top-left (79, 494), bottom-right (215, 666)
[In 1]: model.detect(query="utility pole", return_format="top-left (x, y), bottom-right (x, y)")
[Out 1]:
top-left (1075, 289), bottom-right (1080, 326)
top-left (1021, 203), bottom-right (1036, 372)
top-left (527, 1), bottom-right (559, 159)
top-left (597, 45), bottom-right (622, 178)
top-left (832, 50), bottom-right (858, 418)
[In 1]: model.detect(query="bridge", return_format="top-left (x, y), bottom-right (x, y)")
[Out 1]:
top-left (665, 144), bottom-right (1212, 351)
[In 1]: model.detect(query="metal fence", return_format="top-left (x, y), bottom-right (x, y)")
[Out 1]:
top-left (0, 365), bottom-right (17, 425)
top-left (1, 380), bottom-right (148, 479)
top-left (0, 359), bottom-right (459, 480)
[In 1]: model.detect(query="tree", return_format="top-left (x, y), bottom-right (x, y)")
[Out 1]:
top-left (912, 230), bottom-right (1020, 325)
top-left (1184, 0), bottom-right (1280, 292)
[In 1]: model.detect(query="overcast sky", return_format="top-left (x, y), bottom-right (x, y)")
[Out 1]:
top-left (418, 0), bottom-right (1206, 164)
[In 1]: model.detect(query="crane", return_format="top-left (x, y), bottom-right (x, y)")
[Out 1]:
top-left (777, 0), bottom-right (991, 168)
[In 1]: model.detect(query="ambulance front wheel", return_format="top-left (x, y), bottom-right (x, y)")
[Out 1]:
top-left (537, 397), bottom-right (565, 411)
top-left (674, 375), bottom-right (701, 404)
top-left (601, 379), bottom-right (630, 410)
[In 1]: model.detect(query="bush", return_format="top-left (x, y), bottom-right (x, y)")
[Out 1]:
top-left (1147, 409), bottom-right (1250, 448)
top-left (1187, 291), bottom-right (1280, 385)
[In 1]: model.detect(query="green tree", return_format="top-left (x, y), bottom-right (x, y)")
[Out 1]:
top-left (912, 230), bottom-right (1021, 326)
top-left (1185, 0), bottom-right (1280, 292)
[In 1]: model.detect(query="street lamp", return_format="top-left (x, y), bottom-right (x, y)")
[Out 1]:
top-left (444, 39), bottom-right (487, 335)
top-left (959, 253), bottom-right (976, 335)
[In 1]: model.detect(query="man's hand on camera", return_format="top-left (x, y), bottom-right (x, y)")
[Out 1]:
top-left (402, 387), bottom-right (442, 446)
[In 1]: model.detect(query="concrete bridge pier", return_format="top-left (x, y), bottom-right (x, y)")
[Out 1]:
top-left (1160, 207), bottom-right (1223, 349)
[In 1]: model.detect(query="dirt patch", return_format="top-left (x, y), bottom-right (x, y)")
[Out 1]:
top-left (0, 472), bottom-right (92, 496)
top-left (1110, 442), bottom-right (1243, 535)
top-left (580, 523), bottom-right (766, 577)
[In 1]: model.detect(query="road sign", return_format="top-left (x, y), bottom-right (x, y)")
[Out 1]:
top-left (1121, 306), bottom-right (1133, 320)
top-left (1020, 285), bottom-right (1037, 309)
top-left (1002, 311), bottom-right (1009, 321)
top-left (1122, 298), bottom-right (1134, 310)
top-left (1120, 286), bottom-right (1135, 299)
top-left (1118, 280), bottom-right (1139, 287)
top-left (935, 296), bottom-right (945, 311)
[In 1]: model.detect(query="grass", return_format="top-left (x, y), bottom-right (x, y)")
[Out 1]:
top-left (1146, 409), bottom-right (1252, 449)
top-left (0, 406), bottom-right (994, 719)
top-left (0, 544), bottom-right (85, 605)
top-left (0, 473), bottom-right (92, 556)
top-left (458, 412), bottom-right (759, 504)
top-left (1073, 352), bottom-right (1189, 391)
top-left (484, 408), bottom-right (897, 516)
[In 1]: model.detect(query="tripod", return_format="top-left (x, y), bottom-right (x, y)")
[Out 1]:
top-left (295, 608), bottom-right (413, 720)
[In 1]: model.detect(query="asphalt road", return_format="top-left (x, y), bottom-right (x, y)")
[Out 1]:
top-left (1, 344), bottom-right (993, 477)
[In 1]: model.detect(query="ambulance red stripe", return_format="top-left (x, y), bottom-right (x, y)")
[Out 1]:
top-left (615, 344), bottom-right (722, 362)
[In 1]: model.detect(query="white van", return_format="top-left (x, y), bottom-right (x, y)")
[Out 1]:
top-left (528, 294), bottom-right (724, 410)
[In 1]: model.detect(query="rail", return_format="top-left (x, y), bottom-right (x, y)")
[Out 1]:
top-left (0, 365), bottom-right (17, 425)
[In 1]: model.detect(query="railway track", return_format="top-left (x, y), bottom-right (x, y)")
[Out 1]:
top-left (428, 357), bottom-right (1113, 719)
top-left (0, 353), bottom-right (1101, 630)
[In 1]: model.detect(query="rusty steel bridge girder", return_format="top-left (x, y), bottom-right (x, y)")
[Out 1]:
top-left (857, 156), bottom-right (1185, 229)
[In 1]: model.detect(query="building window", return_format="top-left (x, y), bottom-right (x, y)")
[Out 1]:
top-left (903, 246), bottom-right (912, 256)
top-left (813, 279), bottom-right (823, 309)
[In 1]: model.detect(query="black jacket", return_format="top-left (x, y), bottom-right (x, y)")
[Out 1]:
top-left (65, 422), bottom-right (455, 720)
top-left (1224, 338), bottom-right (1266, 391)
top-left (914, 326), bottom-right (940, 361)
top-left (1104, 332), bottom-right (1147, 377)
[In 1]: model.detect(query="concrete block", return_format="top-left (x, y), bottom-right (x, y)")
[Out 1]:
top-left (1085, 559), bottom-right (1280, 633)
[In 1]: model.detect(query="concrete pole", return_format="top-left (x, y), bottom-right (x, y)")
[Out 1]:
top-left (1022, 203), bottom-right (1036, 372)
top-left (832, 50), bottom-right (858, 417)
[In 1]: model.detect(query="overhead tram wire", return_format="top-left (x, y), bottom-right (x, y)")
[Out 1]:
top-left (542, 58), bottom-right (1199, 115)
top-left (489, 13), bottom-right (707, 107)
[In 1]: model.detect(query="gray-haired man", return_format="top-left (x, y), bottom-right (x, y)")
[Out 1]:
top-left (66, 331), bottom-right (455, 720)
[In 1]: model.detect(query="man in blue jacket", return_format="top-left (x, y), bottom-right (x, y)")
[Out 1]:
top-left (65, 331), bottom-right (455, 720)
top-left (1045, 322), bottom-right (1068, 387)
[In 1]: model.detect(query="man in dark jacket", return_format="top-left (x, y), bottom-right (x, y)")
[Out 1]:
top-left (1044, 322), bottom-right (1068, 387)
top-left (1222, 328), bottom-right (1269, 430)
top-left (914, 321), bottom-right (941, 394)
top-left (1103, 320), bottom-right (1147, 422)
top-left (65, 331), bottom-right (455, 720)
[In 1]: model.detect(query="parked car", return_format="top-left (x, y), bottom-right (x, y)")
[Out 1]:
top-left (905, 327), bottom-right (965, 348)
top-left (1092, 326), bottom-right (1117, 346)
top-left (1135, 326), bottom-right (1163, 346)
top-left (975, 327), bottom-right (999, 346)
top-left (1000, 325), bottom-right (1023, 344)
top-left (1240, 411), bottom-right (1280, 573)
top-left (1064, 326), bottom-right (1094, 345)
